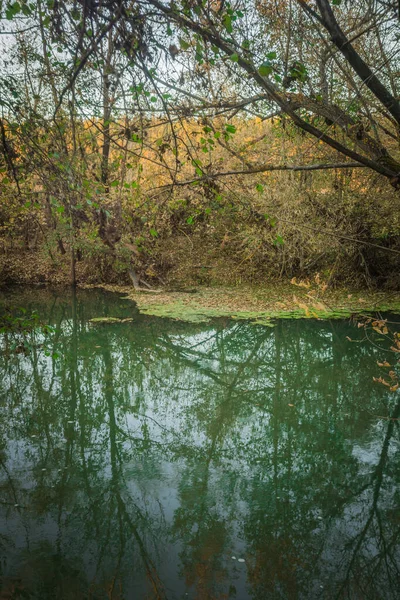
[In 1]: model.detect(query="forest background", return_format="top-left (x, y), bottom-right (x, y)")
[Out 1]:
top-left (0, 0), bottom-right (399, 290)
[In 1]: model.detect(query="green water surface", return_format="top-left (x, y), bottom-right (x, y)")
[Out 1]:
top-left (0, 288), bottom-right (399, 600)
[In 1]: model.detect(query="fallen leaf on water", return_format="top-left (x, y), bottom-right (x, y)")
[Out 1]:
top-left (288, 403), bottom-right (294, 407)
top-left (373, 326), bottom-right (384, 335)
top-left (390, 383), bottom-right (399, 392)
top-left (372, 320), bottom-right (387, 327)
top-left (373, 377), bottom-right (390, 387)
top-left (377, 361), bottom-right (391, 367)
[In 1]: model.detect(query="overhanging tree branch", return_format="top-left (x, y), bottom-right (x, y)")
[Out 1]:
top-left (315, 0), bottom-right (400, 125)
top-left (200, 161), bottom-right (366, 177)
top-left (152, 162), bottom-right (365, 189)
top-left (144, 0), bottom-right (399, 181)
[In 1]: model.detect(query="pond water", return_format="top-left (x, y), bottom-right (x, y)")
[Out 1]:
top-left (0, 288), bottom-right (399, 600)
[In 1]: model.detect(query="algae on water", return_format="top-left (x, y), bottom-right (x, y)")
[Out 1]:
top-left (94, 284), bottom-right (400, 325)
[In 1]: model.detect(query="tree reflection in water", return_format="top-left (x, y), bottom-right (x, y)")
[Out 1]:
top-left (0, 289), bottom-right (399, 599)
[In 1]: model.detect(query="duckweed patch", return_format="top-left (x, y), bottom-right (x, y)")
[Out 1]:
top-left (87, 283), bottom-right (400, 324)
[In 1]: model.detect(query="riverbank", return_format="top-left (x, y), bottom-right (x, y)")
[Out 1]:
top-left (81, 282), bottom-right (400, 324)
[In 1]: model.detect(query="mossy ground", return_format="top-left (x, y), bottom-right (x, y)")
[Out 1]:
top-left (81, 283), bottom-right (400, 324)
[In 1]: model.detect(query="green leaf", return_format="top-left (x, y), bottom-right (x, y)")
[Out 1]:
top-left (258, 62), bottom-right (272, 77)
top-left (274, 234), bottom-right (284, 246)
top-left (256, 184), bottom-right (264, 193)
top-left (223, 13), bottom-right (233, 33)
top-left (21, 3), bottom-right (32, 16)
top-left (225, 124), bottom-right (236, 134)
top-left (266, 51), bottom-right (277, 60)
top-left (230, 53), bottom-right (239, 62)
top-left (149, 228), bottom-right (158, 237)
top-left (6, 1), bottom-right (21, 19)
top-left (290, 61), bottom-right (308, 82)
top-left (179, 38), bottom-right (190, 50)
